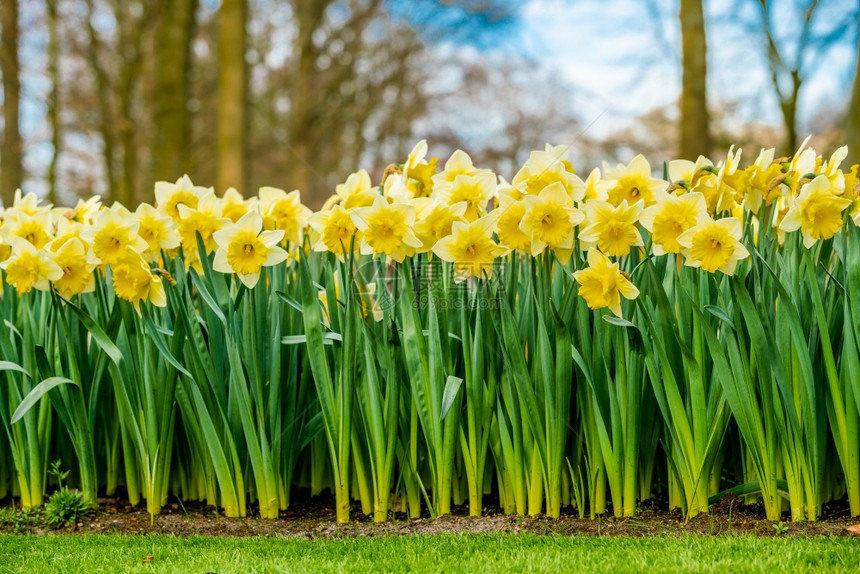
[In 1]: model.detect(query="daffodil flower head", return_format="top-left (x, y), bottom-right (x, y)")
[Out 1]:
top-left (0, 237), bottom-right (64, 295)
top-left (134, 203), bottom-right (180, 262)
top-left (48, 237), bottom-right (96, 298)
top-left (583, 167), bottom-right (610, 202)
top-left (432, 211), bottom-right (508, 283)
top-left (676, 214), bottom-right (749, 275)
top-left (0, 211), bottom-right (54, 250)
top-left (639, 190), bottom-right (707, 255)
top-left (221, 187), bottom-right (251, 223)
top-left (178, 193), bottom-right (230, 270)
top-left (154, 175), bottom-right (213, 222)
top-left (603, 154), bottom-right (668, 207)
top-left (512, 150), bottom-right (585, 201)
top-left (572, 248), bottom-right (639, 317)
top-left (307, 204), bottom-right (360, 260)
top-left (410, 198), bottom-right (467, 253)
top-left (259, 187), bottom-right (312, 246)
top-left (778, 175), bottom-right (851, 247)
top-left (333, 170), bottom-right (378, 210)
top-left (578, 199), bottom-right (644, 257)
top-left (431, 149), bottom-right (488, 190)
top-left (111, 251), bottom-right (167, 313)
top-left (519, 181), bottom-right (585, 263)
top-left (350, 195), bottom-right (422, 263)
top-left (81, 206), bottom-right (148, 267)
top-left (431, 171), bottom-right (496, 221)
top-left (402, 140), bottom-right (438, 197)
top-left (8, 189), bottom-right (50, 219)
top-left (495, 191), bottom-right (531, 253)
top-left (64, 195), bottom-right (102, 225)
top-left (212, 209), bottom-right (288, 288)
top-left (50, 217), bottom-right (87, 251)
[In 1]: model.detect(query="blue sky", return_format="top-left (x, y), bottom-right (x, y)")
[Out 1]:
top-left (515, 0), bottom-right (859, 139)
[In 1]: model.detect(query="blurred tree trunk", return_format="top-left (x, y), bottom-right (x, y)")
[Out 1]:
top-left (152, 0), bottom-right (198, 183)
top-left (846, 29), bottom-right (860, 168)
top-left (117, 1), bottom-right (150, 205)
top-left (217, 0), bottom-right (247, 194)
top-left (47, 0), bottom-right (61, 204)
top-left (679, 0), bottom-right (709, 160)
top-left (84, 0), bottom-right (118, 202)
top-left (0, 0), bottom-right (22, 205)
top-left (758, 0), bottom-right (818, 155)
top-left (289, 1), bottom-right (332, 196)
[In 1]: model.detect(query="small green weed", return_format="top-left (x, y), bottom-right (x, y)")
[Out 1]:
top-left (43, 461), bottom-right (92, 529)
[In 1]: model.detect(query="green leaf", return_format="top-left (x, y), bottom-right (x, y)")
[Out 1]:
top-left (704, 305), bottom-right (735, 331)
top-left (441, 376), bottom-right (463, 421)
top-left (11, 377), bottom-right (77, 424)
top-left (0, 361), bottom-right (31, 379)
top-left (60, 295), bottom-right (123, 364)
top-left (602, 315), bottom-right (636, 328)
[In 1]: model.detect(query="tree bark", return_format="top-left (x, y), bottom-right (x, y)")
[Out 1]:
top-left (152, 0), bottom-right (198, 183)
top-left (217, 0), bottom-right (247, 194)
top-left (47, 0), bottom-right (61, 205)
top-left (845, 28), bottom-right (860, 168)
top-left (679, 0), bottom-right (709, 160)
top-left (84, 0), bottom-right (118, 203)
top-left (0, 0), bottom-right (23, 206)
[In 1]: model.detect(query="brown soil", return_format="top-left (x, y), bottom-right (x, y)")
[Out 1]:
top-left (2, 493), bottom-right (858, 538)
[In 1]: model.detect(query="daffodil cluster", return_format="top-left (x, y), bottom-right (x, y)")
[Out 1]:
top-left (1, 138), bottom-right (857, 318)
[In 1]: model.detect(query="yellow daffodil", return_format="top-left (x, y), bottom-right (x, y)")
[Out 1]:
top-left (582, 167), bottom-right (610, 202)
top-left (603, 154), bottom-right (667, 207)
top-left (6, 189), bottom-right (50, 218)
top-left (845, 165), bottom-right (860, 225)
top-left (402, 139), bottom-right (438, 198)
top-left (383, 140), bottom-right (438, 202)
top-left (47, 237), bottom-right (96, 298)
top-left (495, 192), bottom-right (531, 253)
top-left (112, 252), bottom-right (167, 312)
top-left (212, 210), bottom-right (288, 288)
top-left (668, 156), bottom-right (713, 188)
top-left (350, 195), bottom-right (421, 263)
top-left (432, 211), bottom-right (508, 282)
top-left (520, 182), bottom-right (585, 263)
top-left (259, 187), bottom-right (312, 245)
top-left (578, 199), bottom-right (644, 257)
top-left (178, 193), bottom-right (230, 269)
top-left (63, 195), bottom-right (102, 225)
top-left (743, 148), bottom-right (781, 211)
top-left (50, 217), bottom-right (86, 251)
top-left (82, 207), bottom-right (148, 266)
top-left (155, 175), bottom-right (213, 222)
top-left (572, 248), bottom-right (639, 317)
top-left (221, 187), bottom-right (251, 223)
top-left (677, 214), bottom-right (749, 275)
top-left (779, 175), bottom-right (851, 247)
top-left (410, 198), bottom-right (467, 253)
top-left (0, 211), bottom-right (53, 250)
top-left (431, 171), bottom-right (496, 221)
top-left (134, 203), bottom-right (180, 262)
top-left (639, 190), bottom-right (707, 255)
top-left (328, 170), bottom-right (377, 210)
top-left (307, 204), bottom-right (360, 260)
top-left (820, 146), bottom-right (848, 194)
top-left (0, 237), bottom-right (63, 294)
top-left (431, 149), bottom-right (490, 190)
top-left (511, 150), bottom-right (585, 200)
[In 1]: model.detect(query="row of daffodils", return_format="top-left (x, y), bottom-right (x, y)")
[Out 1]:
top-left (1, 137), bottom-right (859, 524)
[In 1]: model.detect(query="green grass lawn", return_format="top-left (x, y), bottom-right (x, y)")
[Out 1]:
top-left (0, 533), bottom-right (858, 573)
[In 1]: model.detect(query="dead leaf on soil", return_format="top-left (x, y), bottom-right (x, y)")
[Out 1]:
top-left (846, 524), bottom-right (860, 536)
